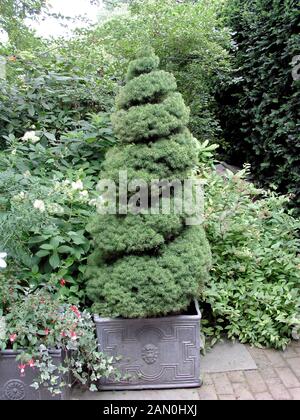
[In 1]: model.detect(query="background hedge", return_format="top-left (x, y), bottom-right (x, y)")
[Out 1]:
top-left (218, 0), bottom-right (300, 211)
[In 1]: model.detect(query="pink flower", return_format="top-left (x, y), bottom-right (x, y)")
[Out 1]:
top-left (18, 364), bottom-right (26, 375)
top-left (70, 305), bottom-right (81, 318)
top-left (60, 278), bottom-right (66, 286)
top-left (60, 331), bottom-right (66, 338)
top-left (44, 328), bottom-right (50, 335)
top-left (70, 331), bottom-right (77, 341)
top-left (28, 359), bottom-right (35, 368)
top-left (9, 334), bottom-right (17, 343)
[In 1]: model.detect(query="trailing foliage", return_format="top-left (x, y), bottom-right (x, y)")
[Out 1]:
top-left (202, 166), bottom-right (300, 349)
top-left (0, 285), bottom-right (117, 394)
top-left (218, 0), bottom-right (300, 210)
top-left (86, 50), bottom-right (211, 318)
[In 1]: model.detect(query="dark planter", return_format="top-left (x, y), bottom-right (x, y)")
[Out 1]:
top-left (0, 349), bottom-right (70, 400)
top-left (95, 299), bottom-right (202, 390)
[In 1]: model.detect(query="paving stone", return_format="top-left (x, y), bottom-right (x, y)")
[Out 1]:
top-left (286, 357), bottom-right (300, 378)
top-left (254, 392), bottom-right (273, 400)
top-left (247, 346), bottom-right (268, 359)
top-left (250, 353), bottom-right (270, 369)
top-left (264, 350), bottom-right (286, 368)
top-left (218, 394), bottom-right (236, 400)
top-left (275, 367), bottom-right (300, 388)
top-left (244, 371), bottom-right (267, 393)
top-left (260, 367), bottom-right (278, 380)
top-left (294, 342), bottom-right (300, 355)
top-left (268, 383), bottom-right (291, 400)
top-left (232, 383), bottom-right (254, 400)
top-left (282, 346), bottom-right (299, 359)
top-left (201, 373), bottom-right (213, 386)
top-left (211, 373), bottom-right (234, 395)
top-left (198, 385), bottom-right (218, 400)
top-left (202, 340), bottom-right (256, 373)
top-left (227, 371), bottom-right (245, 383)
top-left (288, 388), bottom-right (300, 400)
top-left (265, 377), bottom-right (282, 386)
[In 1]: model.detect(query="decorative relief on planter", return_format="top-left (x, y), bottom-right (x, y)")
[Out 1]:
top-left (142, 344), bottom-right (159, 365)
top-left (95, 300), bottom-right (201, 390)
top-left (3, 380), bottom-right (26, 400)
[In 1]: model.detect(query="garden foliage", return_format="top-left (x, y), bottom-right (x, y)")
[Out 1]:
top-left (218, 0), bottom-right (300, 210)
top-left (92, 0), bottom-right (232, 143)
top-left (0, 0), bottom-right (299, 350)
top-left (202, 166), bottom-right (300, 349)
top-left (85, 50), bottom-right (212, 318)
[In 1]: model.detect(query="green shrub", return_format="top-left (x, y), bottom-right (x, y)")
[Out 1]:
top-left (202, 166), bottom-right (300, 349)
top-left (0, 39), bottom-right (118, 149)
top-left (0, 115), bottom-right (117, 304)
top-left (218, 0), bottom-right (300, 210)
top-left (90, 0), bottom-right (232, 143)
top-left (85, 50), bottom-right (211, 318)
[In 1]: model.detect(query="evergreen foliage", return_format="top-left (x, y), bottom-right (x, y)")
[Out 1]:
top-left (86, 50), bottom-right (211, 318)
top-left (219, 0), bottom-right (300, 211)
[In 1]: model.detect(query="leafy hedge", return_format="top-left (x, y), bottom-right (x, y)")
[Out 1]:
top-left (0, 40), bottom-right (118, 149)
top-left (218, 0), bottom-right (300, 210)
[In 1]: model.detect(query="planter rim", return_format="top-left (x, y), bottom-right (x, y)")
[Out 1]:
top-left (94, 298), bottom-right (201, 323)
top-left (0, 348), bottom-right (62, 357)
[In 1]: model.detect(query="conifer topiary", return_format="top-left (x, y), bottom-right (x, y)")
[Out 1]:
top-left (85, 49), bottom-right (211, 318)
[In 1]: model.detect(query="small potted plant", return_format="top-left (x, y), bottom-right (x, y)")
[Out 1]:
top-left (85, 49), bottom-right (211, 389)
top-left (0, 282), bottom-right (116, 400)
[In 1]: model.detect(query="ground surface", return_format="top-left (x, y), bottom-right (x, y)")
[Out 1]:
top-left (72, 340), bottom-right (300, 400)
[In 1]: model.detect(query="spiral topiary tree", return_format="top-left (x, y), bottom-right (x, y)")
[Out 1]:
top-left (85, 49), bottom-right (211, 318)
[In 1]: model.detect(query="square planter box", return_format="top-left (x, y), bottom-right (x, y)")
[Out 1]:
top-left (95, 299), bottom-right (201, 390)
top-left (0, 349), bottom-right (70, 400)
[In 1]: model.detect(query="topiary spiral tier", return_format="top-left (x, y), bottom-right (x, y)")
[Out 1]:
top-left (86, 50), bottom-right (211, 318)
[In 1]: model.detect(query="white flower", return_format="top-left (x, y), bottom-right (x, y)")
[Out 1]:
top-left (0, 252), bottom-right (7, 269)
top-left (12, 191), bottom-right (26, 202)
top-left (71, 180), bottom-right (84, 191)
top-left (79, 190), bottom-right (89, 200)
top-left (23, 170), bottom-right (31, 178)
top-left (33, 199), bottom-right (46, 212)
top-left (21, 131), bottom-right (40, 144)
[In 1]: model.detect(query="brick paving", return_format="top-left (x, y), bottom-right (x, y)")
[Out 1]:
top-left (199, 341), bottom-right (300, 400)
top-left (73, 340), bottom-right (300, 400)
